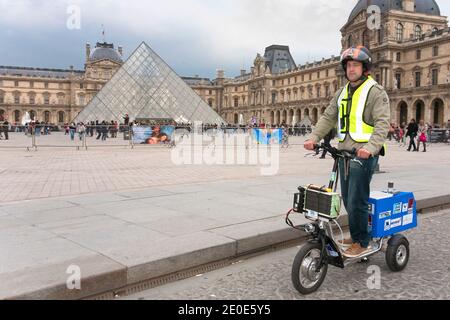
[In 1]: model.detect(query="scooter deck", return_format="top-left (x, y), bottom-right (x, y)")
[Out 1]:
top-left (327, 240), bottom-right (384, 268)
top-left (343, 240), bottom-right (385, 265)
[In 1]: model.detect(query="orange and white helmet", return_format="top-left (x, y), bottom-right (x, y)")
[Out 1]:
top-left (341, 45), bottom-right (373, 73)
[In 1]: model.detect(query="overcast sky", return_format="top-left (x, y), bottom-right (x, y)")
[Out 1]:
top-left (1, 0), bottom-right (449, 79)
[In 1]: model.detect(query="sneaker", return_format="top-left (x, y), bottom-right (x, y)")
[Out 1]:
top-left (343, 243), bottom-right (359, 255)
top-left (343, 244), bottom-right (369, 258)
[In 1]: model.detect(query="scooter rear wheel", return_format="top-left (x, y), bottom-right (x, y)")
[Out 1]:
top-left (386, 235), bottom-right (410, 272)
top-left (292, 242), bottom-right (328, 295)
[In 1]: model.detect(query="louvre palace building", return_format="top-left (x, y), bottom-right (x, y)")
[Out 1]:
top-left (1, 0), bottom-right (449, 127)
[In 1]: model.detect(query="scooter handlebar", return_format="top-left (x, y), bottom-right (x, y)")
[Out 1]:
top-left (314, 143), bottom-right (357, 159)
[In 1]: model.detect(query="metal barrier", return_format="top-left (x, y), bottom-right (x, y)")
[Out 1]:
top-left (428, 129), bottom-right (450, 144)
top-left (0, 124), bottom-right (314, 151)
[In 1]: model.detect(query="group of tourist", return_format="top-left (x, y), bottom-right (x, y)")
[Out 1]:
top-left (388, 119), bottom-right (450, 152)
top-left (64, 121), bottom-right (127, 141)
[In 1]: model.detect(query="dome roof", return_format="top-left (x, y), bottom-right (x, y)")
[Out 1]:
top-left (348, 0), bottom-right (441, 22)
top-left (89, 42), bottom-right (123, 63)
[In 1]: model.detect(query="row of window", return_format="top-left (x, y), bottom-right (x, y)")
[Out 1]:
top-left (86, 70), bottom-right (113, 79)
top-left (1, 81), bottom-right (64, 89)
top-left (224, 84), bottom-right (335, 108)
top-left (0, 80), bottom-right (96, 90)
top-left (272, 71), bottom-right (332, 87)
top-left (0, 94), bottom-right (61, 105)
top-left (225, 71), bottom-right (333, 93)
top-left (396, 24), bottom-right (439, 42)
top-left (394, 69), bottom-right (440, 89)
top-left (0, 93), bottom-right (86, 105)
top-left (348, 25), bottom-right (439, 48)
top-left (395, 46), bottom-right (439, 62)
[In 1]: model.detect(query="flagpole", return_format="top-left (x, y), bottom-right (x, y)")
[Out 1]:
top-left (102, 24), bottom-right (105, 42)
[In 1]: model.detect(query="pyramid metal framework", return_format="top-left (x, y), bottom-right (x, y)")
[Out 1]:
top-left (74, 42), bottom-right (225, 125)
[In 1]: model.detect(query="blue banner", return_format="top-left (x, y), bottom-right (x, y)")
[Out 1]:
top-left (251, 128), bottom-right (282, 145)
top-left (132, 126), bottom-right (175, 145)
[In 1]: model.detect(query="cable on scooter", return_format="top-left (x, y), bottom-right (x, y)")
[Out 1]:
top-left (331, 219), bottom-right (345, 247)
top-left (285, 209), bottom-right (306, 231)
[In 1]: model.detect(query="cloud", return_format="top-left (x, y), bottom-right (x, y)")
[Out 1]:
top-left (1, 0), bottom-right (449, 78)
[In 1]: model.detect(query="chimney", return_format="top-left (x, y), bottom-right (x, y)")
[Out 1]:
top-left (240, 69), bottom-right (246, 76)
top-left (216, 69), bottom-right (225, 79)
top-left (118, 45), bottom-right (123, 56)
top-left (402, 0), bottom-right (415, 12)
top-left (86, 43), bottom-right (91, 62)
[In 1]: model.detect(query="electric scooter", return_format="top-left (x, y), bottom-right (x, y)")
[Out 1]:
top-left (285, 143), bottom-right (417, 295)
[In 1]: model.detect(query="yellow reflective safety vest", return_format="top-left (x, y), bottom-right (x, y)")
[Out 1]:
top-left (337, 76), bottom-right (377, 143)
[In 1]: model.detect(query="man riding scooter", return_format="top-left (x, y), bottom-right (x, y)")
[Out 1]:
top-left (304, 45), bottom-right (390, 258)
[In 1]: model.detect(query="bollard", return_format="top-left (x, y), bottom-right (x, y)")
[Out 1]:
top-left (83, 132), bottom-right (88, 150)
top-left (32, 132), bottom-right (37, 151)
top-left (129, 126), bottom-right (134, 149)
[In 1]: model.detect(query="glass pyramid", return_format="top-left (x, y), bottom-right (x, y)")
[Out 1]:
top-left (74, 42), bottom-right (225, 125)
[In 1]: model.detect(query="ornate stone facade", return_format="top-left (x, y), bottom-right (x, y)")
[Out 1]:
top-left (193, 0), bottom-right (450, 127)
top-left (0, 42), bottom-right (123, 124)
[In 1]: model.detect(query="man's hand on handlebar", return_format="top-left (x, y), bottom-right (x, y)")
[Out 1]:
top-left (304, 140), bottom-right (316, 151)
top-left (305, 142), bottom-right (372, 160)
top-left (357, 148), bottom-right (372, 159)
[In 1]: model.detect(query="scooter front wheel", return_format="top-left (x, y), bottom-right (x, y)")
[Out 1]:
top-left (291, 242), bottom-right (328, 295)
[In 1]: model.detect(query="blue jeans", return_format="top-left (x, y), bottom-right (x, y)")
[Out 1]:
top-left (69, 129), bottom-right (75, 141)
top-left (339, 156), bottom-right (379, 248)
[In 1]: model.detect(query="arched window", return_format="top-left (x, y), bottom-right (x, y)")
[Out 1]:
top-left (29, 110), bottom-right (36, 120)
top-left (432, 27), bottom-right (439, 35)
top-left (28, 92), bottom-right (36, 105)
top-left (57, 93), bottom-right (65, 105)
top-left (377, 29), bottom-right (383, 44)
top-left (14, 92), bottom-right (21, 104)
top-left (78, 94), bottom-right (85, 106)
top-left (43, 92), bottom-right (50, 105)
top-left (348, 35), bottom-right (353, 47)
top-left (396, 23), bottom-right (404, 42)
top-left (362, 30), bottom-right (370, 48)
top-left (415, 25), bottom-right (422, 39)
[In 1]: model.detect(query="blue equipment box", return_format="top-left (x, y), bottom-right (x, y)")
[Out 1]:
top-left (369, 191), bottom-right (417, 238)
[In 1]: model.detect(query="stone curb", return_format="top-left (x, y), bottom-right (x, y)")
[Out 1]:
top-left (4, 194), bottom-right (449, 300)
